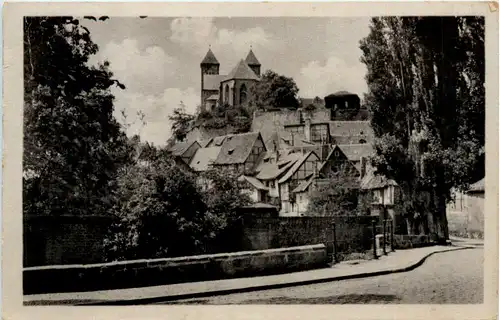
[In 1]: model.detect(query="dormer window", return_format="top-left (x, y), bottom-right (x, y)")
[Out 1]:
top-left (228, 148), bottom-right (235, 155)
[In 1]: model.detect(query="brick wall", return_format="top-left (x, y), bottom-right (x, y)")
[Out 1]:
top-left (23, 215), bottom-right (116, 267)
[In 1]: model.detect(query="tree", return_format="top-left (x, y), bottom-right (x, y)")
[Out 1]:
top-left (195, 103), bottom-right (252, 134)
top-left (169, 103), bottom-right (195, 142)
top-left (23, 17), bottom-right (130, 217)
top-left (104, 155), bottom-right (208, 260)
top-left (307, 164), bottom-right (362, 216)
top-left (248, 70), bottom-right (300, 110)
top-left (360, 17), bottom-right (485, 242)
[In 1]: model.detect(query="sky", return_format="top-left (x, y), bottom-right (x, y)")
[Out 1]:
top-left (85, 17), bottom-right (372, 145)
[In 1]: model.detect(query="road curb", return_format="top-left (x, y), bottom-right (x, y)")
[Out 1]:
top-left (71, 246), bottom-right (475, 305)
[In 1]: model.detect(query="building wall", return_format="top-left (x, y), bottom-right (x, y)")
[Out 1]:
top-left (292, 191), bottom-right (310, 215)
top-left (447, 191), bottom-right (484, 238)
top-left (221, 80), bottom-right (235, 105)
top-left (252, 109), bottom-right (331, 150)
top-left (233, 79), bottom-right (258, 106)
top-left (202, 89), bottom-right (219, 107)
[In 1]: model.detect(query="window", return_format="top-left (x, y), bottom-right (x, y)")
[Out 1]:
top-left (359, 139), bottom-right (367, 144)
top-left (240, 84), bottom-right (247, 105)
top-left (224, 85), bottom-right (229, 103)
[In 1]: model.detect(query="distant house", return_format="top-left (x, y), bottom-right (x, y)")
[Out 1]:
top-left (360, 171), bottom-right (399, 219)
top-left (166, 140), bottom-right (201, 165)
top-left (238, 175), bottom-right (270, 203)
top-left (290, 175), bottom-right (316, 216)
top-left (189, 132), bottom-right (267, 175)
top-left (447, 178), bottom-right (484, 239)
top-left (277, 151), bottom-right (321, 215)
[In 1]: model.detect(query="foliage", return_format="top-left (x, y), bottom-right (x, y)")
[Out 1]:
top-left (104, 154), bottom-right (209, 261)
top-left (307, 164), bottom-right (361, 216)
top-left (23, 17), bottom-right (130, 217)
top-left (104, 155), bottom-right (252, 261)
top-left (360, 17), bottom-right (485, 241)
top-left (168, 103), bottom-right (195, 142)
top-left (248, 70), bottom-right (300, 110)
top-left (197, 103), bottom-right (252, 134)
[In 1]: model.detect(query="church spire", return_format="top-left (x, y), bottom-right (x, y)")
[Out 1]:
top-left (201, 47), bottom-right (220, 66)
top-left (245, 48), bottom-right (261, 77)
top-left (245, 48), bottom-right (261, 66)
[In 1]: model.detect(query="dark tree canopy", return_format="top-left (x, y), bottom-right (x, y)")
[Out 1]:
top-left (23, 17), bottom-right (130, 217)
top-left (360, 17), bottom-right (485, 241)
top-left (248, 70), bottom-right (300, 110)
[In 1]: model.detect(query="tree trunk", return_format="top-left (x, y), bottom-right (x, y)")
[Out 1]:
top-left (431, 189), bottom-right (449, 244)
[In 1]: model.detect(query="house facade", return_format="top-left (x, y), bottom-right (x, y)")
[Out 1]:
top-left (447, 178), bottom-right (484, 238)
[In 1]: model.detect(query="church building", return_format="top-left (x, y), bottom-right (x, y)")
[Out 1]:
top-left (200, 48), bottom-right (261, 112)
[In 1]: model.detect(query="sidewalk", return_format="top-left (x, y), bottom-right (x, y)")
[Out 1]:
top-left (23, 242), bottom-right (479, 306)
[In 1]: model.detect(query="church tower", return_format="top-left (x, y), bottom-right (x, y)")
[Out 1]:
top-left (200, 48), bottom-right (220, 105)
top-left (245, 49), bottom-right (261, 77)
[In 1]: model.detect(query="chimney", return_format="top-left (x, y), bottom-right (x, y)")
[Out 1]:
top-left (304, 116), bottom-right (312, 142)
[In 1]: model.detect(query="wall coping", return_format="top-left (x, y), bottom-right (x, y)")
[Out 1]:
top-left (24, 244), bottom-right (326, 271)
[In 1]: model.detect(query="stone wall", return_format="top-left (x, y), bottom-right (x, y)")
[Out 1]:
top-left (24, 244), bottom-right (328, 294)
top-left (238, 215), bottom-right (375, 258)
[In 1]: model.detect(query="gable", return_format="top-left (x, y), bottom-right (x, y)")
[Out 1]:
top-left (319, 146), bottom-right (359, 178)
top-left (278, 151), bottom-right (320, 184)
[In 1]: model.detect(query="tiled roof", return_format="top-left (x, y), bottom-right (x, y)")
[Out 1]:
top-left (214, 132), bottom-right (262, 165)
top-left (360, 171), bottom-right (397, 190)
top-left (292, 175), bottom-right (315, 193)
top-left (189, 147), bottom-right (222, 172)
top-left (198, 139), bottom-right (213, 148)
top-left (278, 151), bottom-right (319, 184)
top-left (201, 48), bottom-right (219, 65)
top-left (238, 175), bottom-right (268, 191)
top-left (167, 141), bottom-right (200, 157)
top-left (327, 90), bottom-right (356, 97)
top-left (468, 178), bottom-right (484, 192)
top-left (329, 121), bottom-right (373, 138)
top-left (337, 143), bottom-right (375, 161)
top-left (245, 49), bottom-right (261, 66)
top-left (203, 75), bottom-right (226, 90)
top-left (207, 94), bottom-right (219, 101)
top-left (332, 135), bottom-right (372, 145)
top-left (255, 152), bottom-right (302, 180)
top-left (224, 59), bottom-right (260, 81)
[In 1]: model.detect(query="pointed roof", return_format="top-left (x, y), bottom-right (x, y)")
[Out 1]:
top-left (224, 59), bottom-right (260, 81)
top-left (201, 48), bottom-right (219, 65)
top-left (245, 49), bottom-right (261, 66)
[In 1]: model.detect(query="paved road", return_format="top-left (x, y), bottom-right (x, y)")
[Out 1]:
top-left (163, 247), bottom-right (483, 304)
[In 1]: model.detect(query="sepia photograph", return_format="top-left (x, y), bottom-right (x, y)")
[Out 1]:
top-left (2, 2), bottom-right (498, 320)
